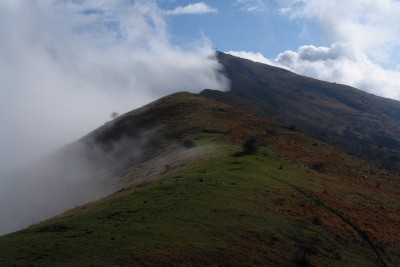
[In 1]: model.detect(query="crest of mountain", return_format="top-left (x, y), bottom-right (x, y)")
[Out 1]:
top-left (201, 52), bottom-right (400, 172)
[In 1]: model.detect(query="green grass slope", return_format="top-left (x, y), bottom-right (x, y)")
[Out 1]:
top-left (1, 93), bottom-right (399, 266)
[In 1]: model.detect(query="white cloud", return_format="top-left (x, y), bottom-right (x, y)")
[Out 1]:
top-left (226, 50), bottom-right (273, 65)
top-left (234, 0), bottom-right (267, 12)
top-left (163, 2), bottom-right (217, 15)
top-left (279, 0), bottom-right (400, 66)
top-left (0, 0), bottom-right (228, 174)
top-left (275, 43), bottom-right (400, 99)
top-left (269, 0), bottom-right (400, 100)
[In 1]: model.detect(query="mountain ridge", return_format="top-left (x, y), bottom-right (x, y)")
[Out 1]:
top-left (201, 52), bottom-right (400, 172)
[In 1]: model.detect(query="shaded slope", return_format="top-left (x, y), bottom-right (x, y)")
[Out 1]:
top-left (1, 93), bottom-right (400, 266)
top-left (201, 52), bottom-right (400, 172)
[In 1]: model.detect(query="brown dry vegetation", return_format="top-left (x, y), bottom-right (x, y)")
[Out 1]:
top-left (118, 92), bottom-right (400, 265)
top-left (220, 104), bottom-right (400, 261)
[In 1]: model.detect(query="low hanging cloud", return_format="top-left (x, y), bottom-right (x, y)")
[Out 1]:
top-left (226, 50), bottom-right (273, 64)
top-left (163, 2), bottom-right (217, 16)
top-left (0, 0), bottom-right (228, 235)
top-left (0, 0), bottom-right (228, 174)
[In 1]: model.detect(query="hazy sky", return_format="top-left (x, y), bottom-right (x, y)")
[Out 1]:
top-left (1, 0), bottom-right (400, 172)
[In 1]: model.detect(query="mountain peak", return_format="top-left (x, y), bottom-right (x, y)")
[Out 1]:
top-left (204, 53), bottom-right (400, 172)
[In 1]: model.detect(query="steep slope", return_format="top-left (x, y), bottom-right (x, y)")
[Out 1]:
top-left (201, 52), bottom-right (400, 172)
top-left (0, 93), bottom-right (212, 235)
top-left (1, 93), bottom-right (400, 266)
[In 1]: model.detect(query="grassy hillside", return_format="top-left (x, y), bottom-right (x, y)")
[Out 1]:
top-left (1, 93), bottom-right (399, 266)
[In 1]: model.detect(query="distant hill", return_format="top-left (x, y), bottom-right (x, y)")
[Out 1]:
top-left (201, 52), bottom-right (400, 172)
top-left (1, 93), bottom-right (399, 266)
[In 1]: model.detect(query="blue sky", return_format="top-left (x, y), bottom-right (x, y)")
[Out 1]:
top-left (1, 0), bottom-right (400, 173)
top-left (161, 0), bottom-right (325, 59)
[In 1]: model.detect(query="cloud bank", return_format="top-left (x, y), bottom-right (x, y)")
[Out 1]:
top-left (229, 0), bottom-right (400, 100)
top-left (279, 0), bottom-right (400, 67)
top-left (0, 0), bottom-right (228, 174)
top-left (274, 43), bottom-right (400, 99)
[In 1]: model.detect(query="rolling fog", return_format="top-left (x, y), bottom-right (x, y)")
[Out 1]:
top-left (1, 123), bottom-right (162, 235)
top-left (0, 0), bottom-right (228, 235)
